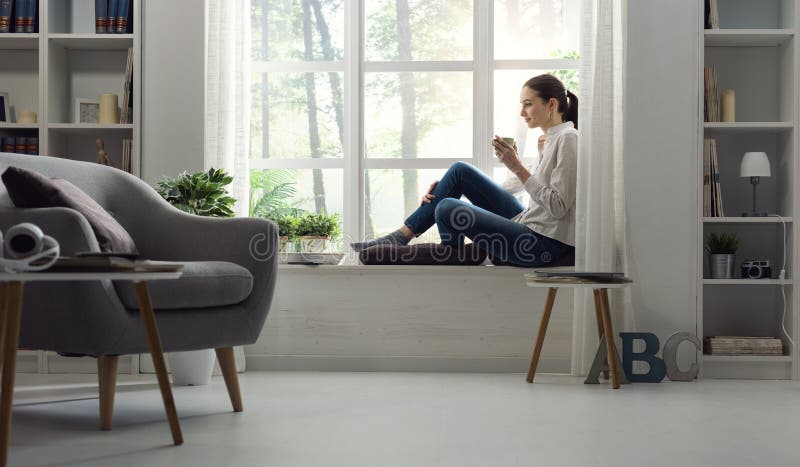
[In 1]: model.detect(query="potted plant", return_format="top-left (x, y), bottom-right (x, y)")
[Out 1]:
top-left (296, 212), bottom-right (341, 253)
top-left (157, 168), bottom-right (236, 385)
top-left (272, 214), bottom-right (299, 252)
top-left (705, 232), bottom-right (739, 279)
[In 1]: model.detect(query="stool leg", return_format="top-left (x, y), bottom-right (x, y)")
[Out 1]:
top-left (0, 282), bottom-right (24, 467)
top-left (593, 290), bottom-right (609, 380)
top-left (599, 288), bottom-right (621, 389)
top-left (526, 287), bottom-right (558, 383)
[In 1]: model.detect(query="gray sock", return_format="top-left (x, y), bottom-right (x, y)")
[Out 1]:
top-left (350, 229), bottom-right (411, 252)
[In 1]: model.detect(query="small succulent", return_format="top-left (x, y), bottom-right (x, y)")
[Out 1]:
top-left (704, 232), bottom-right (739, 255)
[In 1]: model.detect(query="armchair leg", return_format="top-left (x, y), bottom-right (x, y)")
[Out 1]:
top-left (215, 348), bottom-right (243, 412)
top-left (98, 356), bottom-right (119, 431)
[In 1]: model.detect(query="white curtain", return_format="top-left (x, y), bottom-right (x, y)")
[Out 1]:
top-left (571, 0), bottom-right (633, 375)
top-left (206, 0), bottom-right (251, 370)
top-left (206, 0), bottom-right (251, 218)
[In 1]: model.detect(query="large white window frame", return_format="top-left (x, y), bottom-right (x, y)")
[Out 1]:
top-left (251, 1), bottom-right (580, 241)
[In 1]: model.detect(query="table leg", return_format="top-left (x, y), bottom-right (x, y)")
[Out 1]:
top-left (0, 283), bottom-right (7, 372)
top-left (133, 281), bottom-right (183, 445)
top-left (526, 287), bottom-right (558, 383)
top-left (592, 290), bottom-right (609, 380)
top-left (0, 282), bottom-right (23, 467)
top-left (598, 288), bottom-right (621, 389)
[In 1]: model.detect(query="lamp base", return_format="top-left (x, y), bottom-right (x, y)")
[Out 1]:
top-left (742, 211), bottom-right (769, 217)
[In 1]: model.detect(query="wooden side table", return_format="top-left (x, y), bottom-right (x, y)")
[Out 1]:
top-left (524, 277), bottom-right (633, 389)
top-left (0, 270), bottom-right (183, 467)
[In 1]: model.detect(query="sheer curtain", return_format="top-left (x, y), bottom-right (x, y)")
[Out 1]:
top-left (206, 0), bottom-right (251, 370)
top-left (206, 0), bottom-right (251, 218)
top-left (571, 0), bottom-right (633, 375)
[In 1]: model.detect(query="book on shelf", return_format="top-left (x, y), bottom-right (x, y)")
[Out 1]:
top-left (0, 0), bottom-right (11, 33)
top-left (120, 47), bottom-right (133, 124)
top-left (24, 0), bottom-right (35, 33)
top-left (704, 0), bottom-right (719, 29)
top-left (704, 67), bottom-right (720, 122)
top-left (107, 0), bottom-right (118, 33)
top-left (95, 0), bottom-right (107, 33)
top-left (121, 137), bottom-right (131, 173)
top-left (116, 0), bottom-right (130, 33)
top-left (703, 336), bottom-right (784, 356)
top-left (703, 139), bottom-right (724, 217)
top-left (12, 0), bottom-right (22, 31)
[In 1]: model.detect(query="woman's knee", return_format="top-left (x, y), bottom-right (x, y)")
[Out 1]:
top-left (434, 197), bottom-right (461, 221)
top-left (450, 161), bottom-right (477, 176)
top-left (434, 198), bottom-right (477, 229)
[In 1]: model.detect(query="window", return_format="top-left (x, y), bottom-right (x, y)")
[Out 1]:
top-left (250, 0), bottom-right (580, 245)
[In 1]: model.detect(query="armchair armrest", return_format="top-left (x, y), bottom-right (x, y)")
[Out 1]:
top-left (0, 207), bottom-right (100, 255)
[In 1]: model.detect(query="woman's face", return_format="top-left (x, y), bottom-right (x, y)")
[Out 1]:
top-left (519, 86), bottom-right (556, 129)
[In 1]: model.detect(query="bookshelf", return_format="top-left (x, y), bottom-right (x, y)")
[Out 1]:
top-left (0, 0), bottom-right (140, 176)
top-left (699, 0), bottom-right (799, 380)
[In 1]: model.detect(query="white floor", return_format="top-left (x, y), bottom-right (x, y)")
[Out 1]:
top-left (7, 372), bottom-right (800, 467)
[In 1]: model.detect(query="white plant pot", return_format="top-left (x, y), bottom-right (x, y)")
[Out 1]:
top-left (168, 349), bottom-right (216, 386)
top-left (300, 236), bottom-right (330, 253)
top-left (278, 236), bottom-right (294, 253)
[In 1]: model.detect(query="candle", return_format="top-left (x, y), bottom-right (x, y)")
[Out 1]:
top-left (17, 110), bottom-right (37, 124)
top-left (721, 89), bottom-right (735, 123)
top-left (99, 93), bottom-right (119, 124)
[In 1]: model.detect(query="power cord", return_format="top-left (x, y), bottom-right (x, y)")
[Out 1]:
top-left (769, 215), bottom-right (794, 352)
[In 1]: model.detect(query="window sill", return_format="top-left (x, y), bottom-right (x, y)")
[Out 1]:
top-left (278, 263), bottom-right (573, 275)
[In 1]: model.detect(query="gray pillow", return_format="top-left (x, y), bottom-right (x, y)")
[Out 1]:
top-left (1, 166), bottom-right (138, 254)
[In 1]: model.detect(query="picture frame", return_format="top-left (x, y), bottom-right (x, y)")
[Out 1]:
top-left (0, 92), bottom-right (10, 123)
top-left (75, 98), bottom-right (100, 124)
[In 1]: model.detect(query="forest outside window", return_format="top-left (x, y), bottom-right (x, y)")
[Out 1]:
top-left (249, 0), bottom-right (580, 246)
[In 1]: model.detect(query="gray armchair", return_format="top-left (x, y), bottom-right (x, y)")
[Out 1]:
top-left (0, 152), bottom-right (278, 428)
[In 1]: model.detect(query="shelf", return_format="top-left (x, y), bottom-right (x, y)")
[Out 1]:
top-left (704, 279), bottom-right (792, 285)
top-left (48, 124), bottom-right (133, 134)
top-left (703, 355), bottom-right (791, 363)
top-left (704, 29), bottom-right (794, 47)
top-left (48, 34), bottom-right (133, 51)
top-left (703, 122), bottom-right (794, 133)
top-left (703, 217), bottom-right (792, 223)
top-left (0, 33), bottom-right (39, 50)
top-left (0, 123), bottom-right (39, 130)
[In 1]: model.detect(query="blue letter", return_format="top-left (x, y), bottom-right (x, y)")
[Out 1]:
top-left (620, 332), bottom-right (666, 383)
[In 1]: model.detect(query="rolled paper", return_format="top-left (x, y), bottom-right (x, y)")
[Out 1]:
top-left (721, 89), bottom-right (735, 123)
top-left (98, 93), bottom-right (120, 124)
top-left (17, 110), bottom-right (37, 124)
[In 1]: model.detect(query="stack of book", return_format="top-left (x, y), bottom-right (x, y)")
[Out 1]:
top-left (1, 136), bottom-right (37, 155)
top-left (704, 67), bottom-right (720, 122)
top-left (121, 138), bottom-right (132, 173)
top-left (95, 0), bottom-right (132, 34)
top-left (120, 47), bottom-right (133, 124)
top-left (704, 336), bottom-right (784, 356)
top-left (704, 0), bottom-right (719, 29)
top-left (0, 0), bottom-right (37, 33)
top-left (703, 138), bottom-right (724, 217)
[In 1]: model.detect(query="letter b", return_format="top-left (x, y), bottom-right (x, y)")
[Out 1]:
top-left (620, 332), bottom-right (666, 383)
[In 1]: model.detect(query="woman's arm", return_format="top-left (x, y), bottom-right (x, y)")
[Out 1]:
top-left (520, 132), bottom-right (577, 219)
top-left (497, 135), bottom-right (546, 195)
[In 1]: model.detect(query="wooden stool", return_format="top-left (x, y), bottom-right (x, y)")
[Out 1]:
top-left (523, 278), bottom-right (632, 389)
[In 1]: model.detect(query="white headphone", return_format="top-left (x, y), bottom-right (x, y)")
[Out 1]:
top-left (0, 223), bottom-right (60, 272)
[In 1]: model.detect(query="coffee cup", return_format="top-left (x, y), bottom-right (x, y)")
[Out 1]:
top-left (501, 137), bottom-right (515, 146)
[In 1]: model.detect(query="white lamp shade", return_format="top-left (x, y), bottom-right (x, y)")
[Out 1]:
top-left (740, 152), bottom-right (771, 177)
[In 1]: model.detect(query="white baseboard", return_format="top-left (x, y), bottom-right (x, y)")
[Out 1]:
top-left (245, 354), bottom-right (571, 374)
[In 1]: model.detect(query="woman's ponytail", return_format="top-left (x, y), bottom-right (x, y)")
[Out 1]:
top-left (565, 90), bottom-right (578, 130)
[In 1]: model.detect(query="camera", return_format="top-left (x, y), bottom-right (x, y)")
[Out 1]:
top-left (741, 260), bottom-right (772, 279)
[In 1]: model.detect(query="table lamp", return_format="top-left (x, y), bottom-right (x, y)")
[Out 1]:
top-left (739, 151), bottom-right (770, 217)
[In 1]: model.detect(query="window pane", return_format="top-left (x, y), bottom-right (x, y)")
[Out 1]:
top-left (251, 72), bottom-right (344, 159)
top-left (493, 69), bottom-right (578, 159)
top-left (251, 0), bottom-right (345, 62)
top-left (365, 72), bottom-right (472, 158)
top-left (366, 169), bottom-right (449, 243)
top-left (494, 0), bottom-right (580, 60)
top-left (493, 167), bottom-right (531, 206)
top-left (250, 168), bottom-right (343, 228)
top-left (365, 0), bottom-right (473, 61)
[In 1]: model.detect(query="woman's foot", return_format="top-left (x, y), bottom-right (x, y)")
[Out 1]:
top-left (350, 228), bottom-right (412, 252)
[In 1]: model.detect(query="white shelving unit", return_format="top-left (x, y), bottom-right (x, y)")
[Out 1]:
top-left (698, 0), bottom-right (799, 380)
top-left (0, 0), bottom-right (141, 177)
top-left (0, 0), bottom-right (141, 375)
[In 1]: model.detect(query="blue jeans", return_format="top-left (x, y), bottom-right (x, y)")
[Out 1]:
top-left (403, 162), bottom-right (574, 267)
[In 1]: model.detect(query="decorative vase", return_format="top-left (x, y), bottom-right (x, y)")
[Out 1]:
top-left (709, 254), bottom-right (735, 279)
top-left (300, 236), bottom-right (330, 253)
top-left (168, 349), bottom-right (216, 386)
top-left (278, 236), bottom-right (293, 253)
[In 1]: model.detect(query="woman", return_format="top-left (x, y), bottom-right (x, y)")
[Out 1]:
top-left (351, 73), bottom-right (578, 267)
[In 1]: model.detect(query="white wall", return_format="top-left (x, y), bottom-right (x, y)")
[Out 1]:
top-left (625, 0), bottom-right (699, 364)
top-left (141, 0), bottom-right (206, 184)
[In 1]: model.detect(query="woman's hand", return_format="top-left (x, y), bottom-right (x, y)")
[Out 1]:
top-left (492, 135), bottom-right (522, 171)
top-left (420, 180), bottom-right (438, 206)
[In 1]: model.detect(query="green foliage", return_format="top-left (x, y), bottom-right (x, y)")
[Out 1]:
top-left (704, 232), bottom-right (740, 254)
top-left (549, 49), bottom-right (580, 92)
top-left (296, 211), bottom-right (341, 239)
top-left (272, 213), bottom-right (300, 238)
top-left (156, 168), bottom-right (236, 218)
top-left (249, 169), bottom-right (308, 218)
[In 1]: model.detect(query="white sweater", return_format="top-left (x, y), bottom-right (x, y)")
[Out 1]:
top-left (500, 121), bottom-right (577, 246)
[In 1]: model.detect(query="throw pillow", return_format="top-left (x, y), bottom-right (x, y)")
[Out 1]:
top-left (359, 242), bottom-right (487, 266)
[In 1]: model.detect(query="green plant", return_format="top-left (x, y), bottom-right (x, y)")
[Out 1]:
top-left (156, 168), bottom-right (236, 218)
top-left (272, 214), bottom-right (300, 238)
top-left (704, 232), bottom-right (740, 254)
top-left (296, 212), bottom-right (341, 239)
top-left (249, 169), bottom-right (307, 218)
